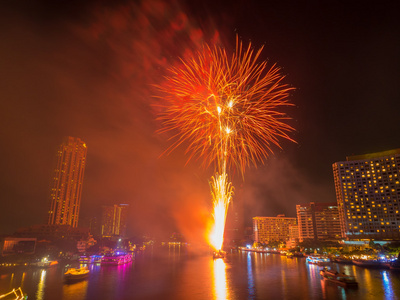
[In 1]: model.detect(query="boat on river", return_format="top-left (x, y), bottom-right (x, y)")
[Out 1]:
top-left (101, 253), bottom-right (133, 265)
top-left (31, 257), bottom-right (58, 268)
top-left (293, 252), bottom-right (304, 258)
top-left (64, 267), bottom-right (90, 282)
top-left (320, 267), bottom-right (358, 287)
top-left (213, 250), bottom-right (226, 259)
top-left (306, 255), bottom-right (330, 265)
top-left (352, 259), bottom-right (383, 268)
top-left (79, 254), bottom-right (103, 264)
top-left (333, 257), bottom-right (353, 264)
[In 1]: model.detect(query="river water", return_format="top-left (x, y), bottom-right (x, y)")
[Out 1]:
top-left (1, 246), bottom-right (400, 300)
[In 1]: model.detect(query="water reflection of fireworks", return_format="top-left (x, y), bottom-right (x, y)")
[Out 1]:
top-left (157, 37), bottom-right (295, 250)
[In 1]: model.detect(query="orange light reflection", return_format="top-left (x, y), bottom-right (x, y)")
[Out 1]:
top-left (212, 258), bottom-right (229, 300)
top-left (36, 269), bottom-right (46, 300)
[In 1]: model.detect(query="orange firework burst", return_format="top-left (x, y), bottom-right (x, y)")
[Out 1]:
top-left (156, 37), bottom-right (295, 175)
top-left (156, 37), bottom-right (295, 250)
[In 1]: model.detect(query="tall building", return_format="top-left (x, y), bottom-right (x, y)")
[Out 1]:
top-left (101, 204), bottom-right (129, 237)
top-left (253, 215), bottom-right (297, 244)
top-left (224, 206), bottom-right (241, 246)
top-left (48, 137), bottom-right (87, 228)
top-left (333, 149), bottom-right (400, 240)
top-left (296, 202), bottom-right (341, 242)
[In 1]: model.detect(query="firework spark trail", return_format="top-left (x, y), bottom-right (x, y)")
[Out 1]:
top-left (156, 37), bottom-right (295, 250)
top-left (209, 173), bottom-right (233, 250)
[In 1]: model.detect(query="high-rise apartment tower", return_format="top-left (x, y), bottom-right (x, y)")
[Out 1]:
top-left (333, 149), bottom-right (400, 240)
top-left (48, 137), bottom-right (87, 228)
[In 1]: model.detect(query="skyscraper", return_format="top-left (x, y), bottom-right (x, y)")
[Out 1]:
top-left (101, 204), bottom-right (129, 237)
top-left (333, 149), bottom-right (400, 240)
top-left (296, 202), bottom-right (342, 242)
top-left (48, 137), bottom-right (87, 228)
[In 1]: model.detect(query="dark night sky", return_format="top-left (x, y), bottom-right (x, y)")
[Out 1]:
top-left (1, 0), bottom-right (399, 241)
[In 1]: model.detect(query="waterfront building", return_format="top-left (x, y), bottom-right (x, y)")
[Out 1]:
top-left (332, 149), bottom-right (400, 240)
top-left (1, 237), bottom-right (36, 256)
top-left (253, 215), bottom-right (297, 244)
top-left (48, 137), bottom-right (87, 228)
top-left (101, 204), bottom-right (129, 237)
top-left (296, 202), bottom-right (342, 242)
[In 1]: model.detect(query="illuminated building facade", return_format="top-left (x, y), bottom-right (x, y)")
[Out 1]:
top-left (289, 224), bottom-right (299, 241)
top-left (333, 149), bottom-right (400, 240)
top-left (48, 137), bottom-right (87, 228)
top-left (287, 224), bottom-right (299, 248)
top-left (296, 202), bottom-right (341, 242)
top-left (253, 215), bottom-right (297, 243)
top-left (101, 204), bottom-right (129, 237)
top-left (1, 238), bottom-right (36, 256)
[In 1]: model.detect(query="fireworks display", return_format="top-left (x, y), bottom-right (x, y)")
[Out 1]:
top-left (156, 37), bottom-right (295, 251)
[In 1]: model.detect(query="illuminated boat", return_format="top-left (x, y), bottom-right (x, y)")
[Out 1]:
top-left (306, 255), bottom-right (330, 265)
top-left (333, 257), bottom-right (353, 264)
top-left (213, 250), bottom-right (226, 259)
top-left (101, 253), bottom-right (133, 265)
top-left (64, 267), bottom-right (90, 282)
top-left (352, 259), bottom-right (383, 268)
top-left (320, 267), bottom-right (358, 287)
top-left (79, 254), bottom-right (104, 264)
top-left (31, 257), bottom-right (59, 268)
top-left (293, 252), bottom-right (304, 257)
top-left (92, 255), bottom-right (103, 263)
top-left (79, 255), bottom-right (92, 264)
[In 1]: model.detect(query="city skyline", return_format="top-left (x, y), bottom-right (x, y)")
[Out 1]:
top-left (1, 1), bottom-right (400, 240)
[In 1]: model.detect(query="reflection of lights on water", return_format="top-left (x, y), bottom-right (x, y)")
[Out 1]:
top-left (9, 273), bottom-right (14, 289)
top-left (63, 278), bottom-right (89, 298)
top-left (21, 272), bottom-right (26, 288)
top-left (343, 265), bottom-right (352, 276)
top-left (169, 243), bottom-right (181, 262)
top-left (382, 270), bottom-right (389, 283)
top-left (247, 252), bottom-right (255, 299)
top-left (363, 268), bottom-right (372, 290)
top-left (117, 262), bottom-right (131, 283)
top-left (213, 258), bottom-right (228, 300)
top-left (381, 271), bottom-right (394, 299)
top-left (306, 261), bottom-right (323, 293)
top-left (339, 286), bottom-right (346, 299)
top-left (351, 265), bottom-right (357, 277)
top-left (281, 268), bottom-right (289, 299)
top-left (306, 263), bottom-right (318, 280)
top-left (36, 269), bottom-right (46, 300)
